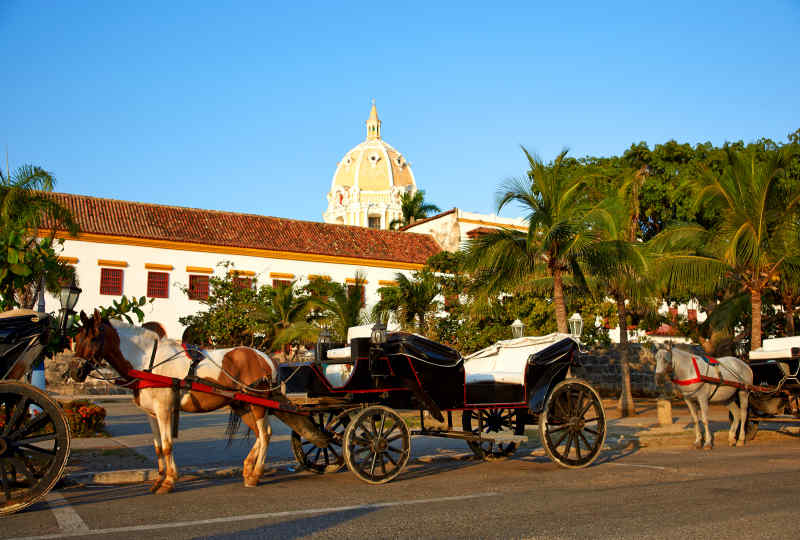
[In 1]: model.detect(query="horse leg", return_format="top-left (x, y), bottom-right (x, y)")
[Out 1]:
top-left (685, 399), bottom-right (703, 449)
top-left (153, 402), bottom-right (178, 494)
top-left (727, 399), bottom-right (740, 447)
top-left (697, 396), bottom-right (713, 450)
top-left (736, 391), bottom-right (750, 447)
top-left (247, 409), bottom-right (271, 488)
top-left (148, 415), bottom-right (166, 493)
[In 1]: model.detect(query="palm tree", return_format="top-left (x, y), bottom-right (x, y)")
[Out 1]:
top-left (372, 270), bottom-right (440, 334)
top-left (585, 194), bottom-right (656, 416)
top-left (0, 165), bottom-right (77, 309)
top-left (655, 147), bottom-right (799, 350)
top-left (314, 273), bottom-right (367, 342)
top-left (389, 190), bottom-right (441, 230)
top-left (462, 148), bottom-right (598, 333)
top-left (247, 281), bottom-right (320, 360)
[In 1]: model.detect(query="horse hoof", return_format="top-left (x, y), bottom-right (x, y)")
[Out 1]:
top-left (728, 440), bottom-right (736, 447)
top-left (703, 444), bottom-right (713, 451)
top-left (693, 442), bottom-right (702, 450)
top-left (736, 440), bottom-right (746, 447)
top-left (154, 485), bottom-right (174, 495)
top-left (244, 481), bottom-right (259, 488)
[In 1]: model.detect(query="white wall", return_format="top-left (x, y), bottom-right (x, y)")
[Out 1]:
top-left (46, 238), bottom-right (417, 340)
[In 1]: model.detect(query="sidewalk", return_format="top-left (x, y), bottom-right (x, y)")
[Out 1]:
top-left (60, 395), bottom-right (800, 485)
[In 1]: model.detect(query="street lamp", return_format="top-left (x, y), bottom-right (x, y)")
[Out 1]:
top-left (568, 312), bottom-right (583, 340)
top-left (371, 322), bottom-right (387, 345)
top-left (511, 319), bottom-right (525, 339)
top-left (58, 277), bottom-right (82, 332)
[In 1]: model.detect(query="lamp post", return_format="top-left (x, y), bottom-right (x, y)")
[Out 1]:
top-left (58, 277), bottom-right (82, 333)
top-left (568, 312), bottom-right (583, 341)
top-left (316, 328), bottom-right (331, 364)
top-left (511, 319), bottom-right (525, 339)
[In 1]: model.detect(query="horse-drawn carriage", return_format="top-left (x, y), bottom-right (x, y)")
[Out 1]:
top-left (0, 310), bottom-right (71, 515)
top-left (281, 326), bottom-right (607, 483)
top-left (2, 309), bottom-right (608, 514)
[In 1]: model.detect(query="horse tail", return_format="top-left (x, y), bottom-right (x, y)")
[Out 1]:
top-left (225, 407), bottom-right (243, 447)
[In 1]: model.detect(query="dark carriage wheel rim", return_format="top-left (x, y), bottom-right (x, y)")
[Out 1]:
top-left (0, 382), bottom-right (70, 515)
top-left (344, 406), bottom-right (410, 484)
top-left (540, 380), bottom-right (605, 468)
top-left (291, 410), bottom-right (350, 474)
top-left (462, 408), bottom-right (521, 460)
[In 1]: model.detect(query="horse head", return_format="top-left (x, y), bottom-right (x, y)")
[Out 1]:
top-left (72, 310), bottom-right (125, 381)
top-left (654, 345), bottom-right (673, 386)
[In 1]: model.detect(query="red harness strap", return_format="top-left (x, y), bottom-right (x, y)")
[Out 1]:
top-left (670, 356), bottom-right (705, 386)
top-left (670, 356), bottom-right (776, 393)
top-left (121, 368), bottom-right (304, 414)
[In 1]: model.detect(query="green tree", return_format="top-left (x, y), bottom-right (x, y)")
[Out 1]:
top-left (247, 280), bottom-right (320, 360)
top-left (389, 190), bottom-right (441, 229)
top-left (372, 270), bottom-right (440, 335)
top-left (0, 165), bottom-right (77, 310)
top-left (462, 148), bottom-right (599, 334)
top-left (313, 274), bottom-right (367, 342)
top-left (655, 147), bottom-right (799, 350)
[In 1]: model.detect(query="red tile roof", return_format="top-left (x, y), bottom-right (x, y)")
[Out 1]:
top-left (47, 193), bottom-right (441, 265)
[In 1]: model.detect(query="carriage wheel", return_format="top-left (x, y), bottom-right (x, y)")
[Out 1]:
top-left (462, 408), bottom-right (524, 460)
top-left (539, 379), bottom-right (605, 468)
top-left (291, 409), bottom-right (350, 474)
top-left (0, 382), bottom-right (70, 515)
top-left (343, 406), bottom-right (410, 485)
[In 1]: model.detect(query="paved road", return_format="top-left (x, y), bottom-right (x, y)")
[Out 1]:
top-left (4, 438), bottom-right (800, 539)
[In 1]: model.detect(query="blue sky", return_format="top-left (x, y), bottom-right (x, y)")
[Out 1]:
top-left (2, 1), bottom-right (798, 221)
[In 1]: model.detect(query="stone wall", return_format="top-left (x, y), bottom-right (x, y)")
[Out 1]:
top-left (572, 343), bottom-right (700, 398)
top-left (44, 352), bottom-right (129, 396)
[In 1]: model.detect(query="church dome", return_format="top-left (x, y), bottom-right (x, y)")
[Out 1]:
top-left (330, 102), bottom-right (416, 193)
top-left (324, 102), bottom-right (417, 229)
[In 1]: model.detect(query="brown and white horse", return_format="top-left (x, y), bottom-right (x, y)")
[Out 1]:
top-left (73, 311), bottom-right (295, 493)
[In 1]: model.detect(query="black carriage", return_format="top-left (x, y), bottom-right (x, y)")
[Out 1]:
top-left (743, 340), bottom-right (800, 439)
top-left (0, 310), bottom-right (71, 515)
top-left (280, 329), bottom-right (607, 484)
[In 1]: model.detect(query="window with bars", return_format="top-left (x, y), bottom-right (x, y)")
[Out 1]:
top-left (272, 279), bottom-right (292, 289)
top-left (368, 216), bottom-right (381, 229)
top-left (147, 272), bottom-right (169, 298)
top-left (99, 268), bottom-right (123, 295)
top-left (234, 277), bottom-right (253, 290)
top-left (188, 275), bottom-right (210, 300)
top-left (347, 285), bottom-right (365, 307)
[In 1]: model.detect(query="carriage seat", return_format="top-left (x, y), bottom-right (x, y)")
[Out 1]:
top-left (464, 334), bottom-right (573, 386)
top-left (323, 324), bottom-right (376, 364)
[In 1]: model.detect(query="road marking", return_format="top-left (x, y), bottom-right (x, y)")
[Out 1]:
top-left (11, 492), bottom-right (500, 540)
top-left (607, 462), bottom-right (669, 471)
top-left (44, 492), bottom-right (89, 533)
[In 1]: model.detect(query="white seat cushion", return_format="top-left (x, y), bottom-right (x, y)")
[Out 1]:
top-left (464, 333), bottom-right (574, 386)
top-left (326, 347), bottom-right (351, 360)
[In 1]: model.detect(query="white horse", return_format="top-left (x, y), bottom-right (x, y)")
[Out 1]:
top-left (654, 345), bottom-right (752, 449)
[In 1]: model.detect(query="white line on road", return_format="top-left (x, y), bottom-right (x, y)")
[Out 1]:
top-left (44, 492), bottom-right (89, 533)
top-left (11, 492), bottom-right (500, 540)
top-left (607, 462), bottom-right (669, 471)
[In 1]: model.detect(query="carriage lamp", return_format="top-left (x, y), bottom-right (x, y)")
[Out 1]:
top-left (511, 319), bottom-right (525, 339)
top-left (58, 277), bottom-right (82, 331)
top-left (735, 339), bottom-right (749, 359)
top-left (568, 312), bottom-right (583, 340)
top-left (317, 328), bottom-right (331, 347)
top-left (371, 322), bottom-right (387, 345)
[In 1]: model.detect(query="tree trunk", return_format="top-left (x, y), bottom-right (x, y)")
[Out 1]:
top-left (783, 294), bottom-right (796, 336)
top-left (751, 289), bottom-right (763, 351)
top-left (616, 297), bottom-right (636, 417)
top-left (552, 269), bottom-right (568, 334)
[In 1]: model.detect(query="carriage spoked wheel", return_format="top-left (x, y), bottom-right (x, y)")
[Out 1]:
top-left (0, 382), bottom-right (70, 515)
top-left (539, 379), bottom-right (606, 468)
top-left (342, 406), bottom-right (410, 484)
top-left (462, 408), bottom-right (524, 460)
top-left (291, 409), bottom-right (351, 474)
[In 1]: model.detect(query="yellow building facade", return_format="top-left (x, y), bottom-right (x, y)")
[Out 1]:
top-left (323, 102), bottom-right (417, 229)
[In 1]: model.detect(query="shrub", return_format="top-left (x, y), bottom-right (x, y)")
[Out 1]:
top-left (61, 399), bottom-right (106, 437)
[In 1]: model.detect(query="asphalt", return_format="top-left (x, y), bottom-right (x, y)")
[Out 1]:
top-left (59, 394), bottom-right (800, 485)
